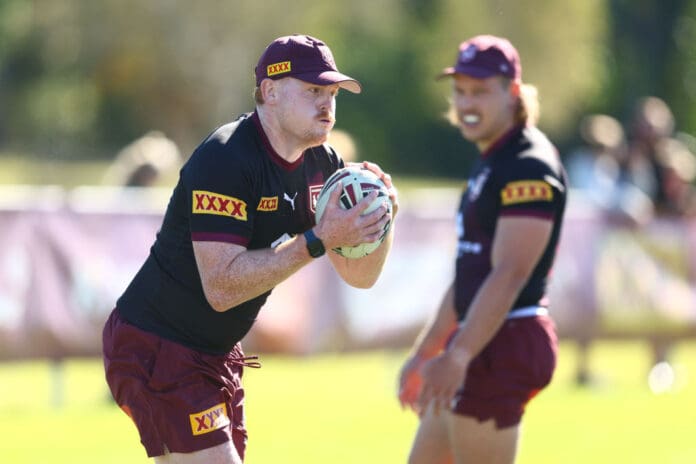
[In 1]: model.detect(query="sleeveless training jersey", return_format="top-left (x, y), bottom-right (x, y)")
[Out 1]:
top-left (454, 124), bottom-right (567, 321)
top-left (117, 112), bottom-right (344, 353)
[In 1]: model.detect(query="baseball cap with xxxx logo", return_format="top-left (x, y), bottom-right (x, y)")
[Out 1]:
top-left (255, 34), bottom-right (362, 94)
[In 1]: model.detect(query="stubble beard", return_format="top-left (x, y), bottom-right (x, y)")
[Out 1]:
top-left (305, 116), bottom-right (334, 147)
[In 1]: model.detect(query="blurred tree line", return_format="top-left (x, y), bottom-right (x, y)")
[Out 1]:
top-left (0, 0), bottom-right (694, 179)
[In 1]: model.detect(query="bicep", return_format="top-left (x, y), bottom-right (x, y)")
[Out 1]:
top-left (193, 241), bottom-right (246, 289)
top-left (491, 216), bottom-right (553, 276)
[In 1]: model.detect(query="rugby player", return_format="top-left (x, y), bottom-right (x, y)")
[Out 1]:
top-left (398, 35), bottom-right (567, 464)
top-left (103, 34), bottom-right (397, 464)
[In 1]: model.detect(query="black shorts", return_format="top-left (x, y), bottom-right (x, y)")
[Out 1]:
top-left (102, 308), bottom-right (248, 458)
top-left (450, 315), bottom-right (558, 428)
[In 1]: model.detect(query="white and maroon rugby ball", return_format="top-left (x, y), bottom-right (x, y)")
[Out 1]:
top-left (315, 166), bottom-right (392, 258)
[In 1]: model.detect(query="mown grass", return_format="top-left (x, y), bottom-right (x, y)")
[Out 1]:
top-left (1, 341), bottom-right (695, 463)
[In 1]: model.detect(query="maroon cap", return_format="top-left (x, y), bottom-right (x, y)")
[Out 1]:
top-left (439, 35), bottom-right (521, 81)
top-left (255, 34), bottom-right (362, 94)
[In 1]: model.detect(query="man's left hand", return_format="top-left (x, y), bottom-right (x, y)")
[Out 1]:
top-left (417, 348), bottom-right (470, 416)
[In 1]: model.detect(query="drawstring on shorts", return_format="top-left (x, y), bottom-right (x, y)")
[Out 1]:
top-left (229, 355), bottom-right (262, 368)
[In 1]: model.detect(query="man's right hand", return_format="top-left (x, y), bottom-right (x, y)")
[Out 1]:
top-left (314, 185), bottom-right (387, 250)
top-left (398, 354), bottom-right (427, 413)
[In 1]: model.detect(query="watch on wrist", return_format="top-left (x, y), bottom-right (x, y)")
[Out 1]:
top-left (303, 229), bottom-right (325, 258)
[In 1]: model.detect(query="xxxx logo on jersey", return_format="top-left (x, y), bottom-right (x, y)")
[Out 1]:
top-left (193, 190), bottom-right (247, 221)
top-left (500, 180), bottom-right (553, 205)
top-left (189, 403), bottom-right (230, 436)
top-left (257, 196), bottom-right (278, 212)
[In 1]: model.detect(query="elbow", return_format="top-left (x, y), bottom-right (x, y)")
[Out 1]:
top-left (205, 287), bottom-right (250, 312)
top-left (346, 275), bottom-right (379, 289)
top-left (200, 272), bottom-right (247, 312)
top-left (210, 302), bottom-right (229, 313)
top-left (207, 296), bottom-right (230, 312)
top-left (203, 287), bottom-right (233, 312)
top-left (351, 282), bottom-right (374, 290)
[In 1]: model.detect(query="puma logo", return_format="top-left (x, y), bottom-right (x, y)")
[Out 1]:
top-left (283, 192), bottom-right (298, 211)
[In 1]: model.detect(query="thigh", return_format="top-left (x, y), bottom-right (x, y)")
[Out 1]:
top-left (154, 441), bottom-right (242, 464)
top-left (408, 408), bottom-right (454, 464)
top-left (446, 415), bottom-right (519, 464)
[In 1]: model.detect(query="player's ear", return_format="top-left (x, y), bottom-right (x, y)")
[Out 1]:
top-left (260, 78), bottom-right (278, 103)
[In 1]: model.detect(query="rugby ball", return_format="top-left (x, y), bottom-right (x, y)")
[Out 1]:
top-left (315, 166), bottom-right (393, 258)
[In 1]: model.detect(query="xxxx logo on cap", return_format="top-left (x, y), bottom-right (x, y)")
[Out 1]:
top-left (267, 61), bottom-right (291, 77)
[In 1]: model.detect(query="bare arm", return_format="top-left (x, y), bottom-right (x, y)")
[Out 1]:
top-left (398, 282), bottom-right (458, 411)
top-left (408, 282), bottom-right (458, 358)
top-left (193, 235), bottom-right (314, 312)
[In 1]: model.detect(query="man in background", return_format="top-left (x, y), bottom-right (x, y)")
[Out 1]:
top-left (398, 35), bottom-right (567, 464)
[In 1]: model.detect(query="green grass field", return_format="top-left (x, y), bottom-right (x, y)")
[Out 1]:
top-left (1, 341), bottom-right (696, 463)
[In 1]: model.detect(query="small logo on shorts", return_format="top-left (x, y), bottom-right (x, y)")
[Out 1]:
top-left (189, 403), bottom-right (230, 436)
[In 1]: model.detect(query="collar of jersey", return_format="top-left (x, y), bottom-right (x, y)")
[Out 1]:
top-left (251, 111), bottom-right (305, 171)
top-left (480, 123), bottom-right (525, 159)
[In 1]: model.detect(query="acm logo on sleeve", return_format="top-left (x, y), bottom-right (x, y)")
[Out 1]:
top-left (189, 403), bottom-right (230, 436)
top-left (193, 190), bottom-right (247, 221)
top-left (500, 180), bottom-right (553, 205)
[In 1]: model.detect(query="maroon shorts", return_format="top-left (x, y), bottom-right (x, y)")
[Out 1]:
top-left (450, 315), bottom-right (558, 428)
top-left (102, 308), bottom-right (248, 458)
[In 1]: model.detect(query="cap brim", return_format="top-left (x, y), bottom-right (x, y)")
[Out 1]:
top-left (295, 71), bottom-right (362, 94)
top-left (436, 65), bottom-right (499, 80)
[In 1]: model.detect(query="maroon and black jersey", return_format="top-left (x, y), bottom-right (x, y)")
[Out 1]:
top-left (454, 125), bottom-right (567, 321)
top-left (117, 112), bottom-right (343, 353)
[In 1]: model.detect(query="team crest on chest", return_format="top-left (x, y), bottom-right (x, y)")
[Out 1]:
top-left (309, 184), bottom-right (323, 212)
top-left (467, 168), bottom-right (491, 202)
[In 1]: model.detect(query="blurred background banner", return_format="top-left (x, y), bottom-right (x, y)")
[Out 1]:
top-left (1, 187), bottom-right (695, 360)
top-left (0, 186), bottom-right (169, 360)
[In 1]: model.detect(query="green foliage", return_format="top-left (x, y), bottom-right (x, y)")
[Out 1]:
top-left (606, 0), bottom-right (692, 118)
top-left (1, 342), bottom-right (696, 463)
top-left (0, 1), bottom-right (694, 176)
top-left (668, 2), bottom-right (696, 133)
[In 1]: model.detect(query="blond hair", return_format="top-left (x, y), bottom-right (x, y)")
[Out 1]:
top-left (516, 82), bottom-right (540, 126)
